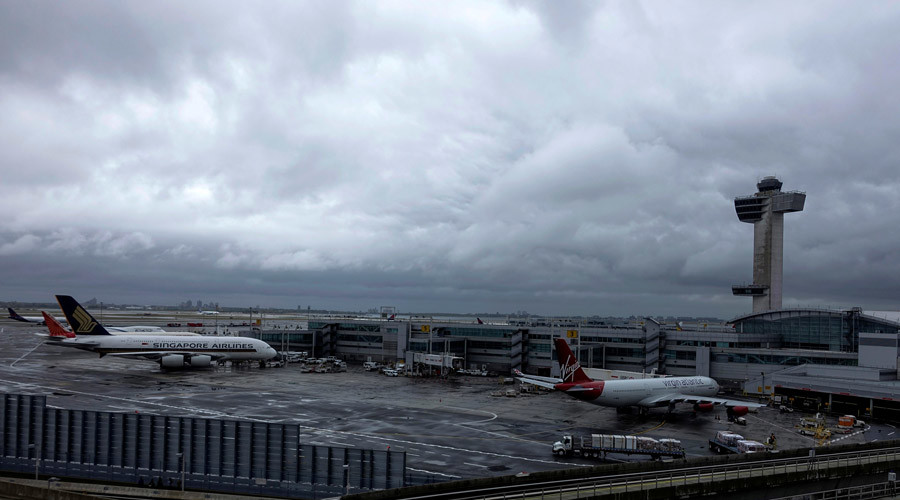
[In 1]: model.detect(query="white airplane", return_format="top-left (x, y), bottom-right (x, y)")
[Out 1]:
top-left (199, 310), bottom-right (219, 315)
top-left (8, 307), bottom-right (67, 325)
top-left (49, 296), bottom-right (276, 369)
top-left (41, 311), bottom-right (196, 336)
top-left (515, 338), bottom-right (763, 417)
top-left (107, 325), bottom-right (168, 333)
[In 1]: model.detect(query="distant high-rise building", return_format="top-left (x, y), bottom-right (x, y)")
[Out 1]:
top-left (732, 176), bottom-right (806, 313)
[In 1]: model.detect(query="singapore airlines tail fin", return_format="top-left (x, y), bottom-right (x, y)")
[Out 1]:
top-left (554, 338), bottom-right (592, 384)
top-left (42, 311), bottom-right (74, 338)
top-left (55, 295), bottom-right (112, 336)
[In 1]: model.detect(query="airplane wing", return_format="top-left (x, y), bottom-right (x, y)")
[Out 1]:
top-left (637, 393), bottom-right (766, 409)
top-left (45, 340), bottom-right (101, 350)
top-left (513, 369), bottom-right (560, 390)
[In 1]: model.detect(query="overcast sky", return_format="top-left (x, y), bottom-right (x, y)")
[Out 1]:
top-left (2, 1), bottom-right (899, 319)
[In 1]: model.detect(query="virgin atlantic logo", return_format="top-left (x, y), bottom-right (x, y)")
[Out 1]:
top-left (560, 355), bottom-right (580, 382)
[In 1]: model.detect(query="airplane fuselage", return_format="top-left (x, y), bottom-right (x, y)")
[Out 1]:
top-left (49, 334), bottom-right (275, 361)
top-left (556, 376), bottom-right (719, 407)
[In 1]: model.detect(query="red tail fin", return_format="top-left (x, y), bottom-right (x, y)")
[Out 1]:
top-left (554, 338), bottom-right (591, 384)
top-left (43, 311), bottom-right (74, 338)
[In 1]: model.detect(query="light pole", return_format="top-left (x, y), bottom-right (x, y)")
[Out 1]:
top-left (176, 452), bottom-right (185, 491)
top-left (28, 443), bottom-right (39, 480)
top-left (343, 462), bottom-right (350, 495)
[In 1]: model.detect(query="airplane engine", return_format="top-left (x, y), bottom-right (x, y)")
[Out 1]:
top-left (188, 355), bottom-right (212, 368)
top-left (694, 403), bottom-right (715, 412)
top-left (160, 354), bottom-right (185, 368)
top-left (729, 406), bottom-right (750, 417)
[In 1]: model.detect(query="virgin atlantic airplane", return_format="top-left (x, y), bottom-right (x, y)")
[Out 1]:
top-left (515, 338), bottom-right (763, 416)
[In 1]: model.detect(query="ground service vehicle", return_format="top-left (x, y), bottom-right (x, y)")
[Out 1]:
top-left (836, 415), bottom-right (866, 433)
top-left (736, 439), bottom-right (768, 453)
top-left (709, 431), bottom-right (745, 454)
top-left (552, 434), bottom-right (685, 460)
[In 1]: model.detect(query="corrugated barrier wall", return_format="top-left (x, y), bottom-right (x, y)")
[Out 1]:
top-left (0, 394), bottom-right (406, 499)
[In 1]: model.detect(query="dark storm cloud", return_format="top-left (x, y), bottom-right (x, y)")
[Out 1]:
top-left (2, 1), bottom-right (900, 318)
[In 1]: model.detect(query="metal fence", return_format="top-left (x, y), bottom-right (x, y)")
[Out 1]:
top-left (0, 394), bottom-right (405, 499)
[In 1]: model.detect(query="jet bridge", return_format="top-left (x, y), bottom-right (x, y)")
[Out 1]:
top-left (413, 353), bottom-right (464, 373)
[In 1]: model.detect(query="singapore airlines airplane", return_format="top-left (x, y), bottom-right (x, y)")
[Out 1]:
top-left (8, 307), bottom-right (67, 325)
top-left (515, 338), bottom-right (763, 417)
top-left (49, 296), bottom-right (275, 369)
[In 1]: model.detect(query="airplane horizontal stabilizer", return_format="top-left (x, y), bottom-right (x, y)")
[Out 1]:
top-left (513, 370), bottom-right (560, 390)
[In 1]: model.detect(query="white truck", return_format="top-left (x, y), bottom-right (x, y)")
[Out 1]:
top-left (736, 439), bottom-right (768, 454)
top-left (835, 415), bottom-right (866, 433)
top-left (552, 434), bottom-right (684, 460)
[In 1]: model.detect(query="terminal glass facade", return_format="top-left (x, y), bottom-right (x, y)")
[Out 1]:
top-left (737, 314), bottom-right (845, 351)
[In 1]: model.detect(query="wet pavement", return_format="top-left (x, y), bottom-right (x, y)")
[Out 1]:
top-left (0, 318), bottom-right (893, 481)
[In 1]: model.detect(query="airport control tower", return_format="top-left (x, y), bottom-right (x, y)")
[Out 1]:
top-left (733, 177), bottom-right (806, 313)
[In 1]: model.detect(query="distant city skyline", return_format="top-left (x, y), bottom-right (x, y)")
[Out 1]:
top-left (2, 2), bottom-right (900, 318)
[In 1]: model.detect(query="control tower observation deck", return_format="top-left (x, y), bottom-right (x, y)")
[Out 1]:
top-left (733, 177), bottom-right (806, 313)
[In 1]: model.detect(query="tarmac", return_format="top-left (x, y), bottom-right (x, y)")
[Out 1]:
top-left (0, 316), bottom-right (893, 483)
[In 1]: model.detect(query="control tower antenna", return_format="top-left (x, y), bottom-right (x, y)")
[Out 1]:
top-left (732, 176), bottom-right (806, 313)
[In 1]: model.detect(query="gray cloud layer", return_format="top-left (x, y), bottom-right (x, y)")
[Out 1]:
top-left (2, 1), bottom-right (899, 318)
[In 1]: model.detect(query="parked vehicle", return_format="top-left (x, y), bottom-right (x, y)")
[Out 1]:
top-left (552, 434), bottom-right (685, 460)
top-left (835, 415), bottom-right (866, 433)
top-left (383, 369), bottom-right (399, 377)
top-left (736, 439), bottom-right (768, 454)
top-left (709, 431), bottom-right (744, 454)
top-left (363, 361), bottom-right (382, 371)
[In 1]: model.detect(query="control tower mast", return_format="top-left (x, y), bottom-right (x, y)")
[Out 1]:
top-left (732, 177), bottom-right (806, 313)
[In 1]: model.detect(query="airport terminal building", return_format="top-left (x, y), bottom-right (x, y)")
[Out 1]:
top-left (246, 305), bottom-right (900, 417)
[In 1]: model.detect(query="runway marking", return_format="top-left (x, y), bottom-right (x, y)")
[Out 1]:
top-left (830, 426), bottom-right (869, 444)
top-left (634, 420), bottom-right (666, 435)
top-left (10, 341), bottom-right (46, 367)
top-left (464, 462), bottom-right (488, 468)
top-left (453, 423), bottom-right (547, 446)
top-left (443, 405), bottom-right (498, 424)
top-left (406, 467), bottom-right (460, 479)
